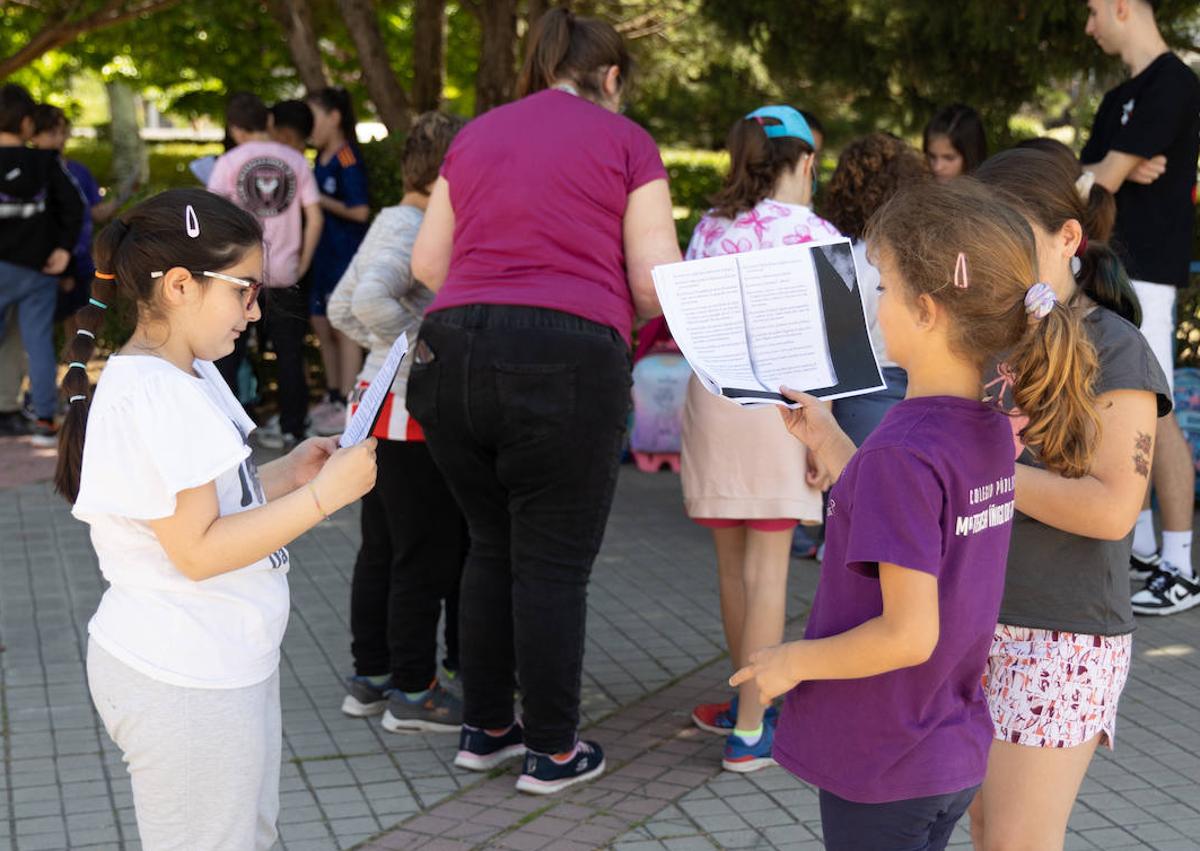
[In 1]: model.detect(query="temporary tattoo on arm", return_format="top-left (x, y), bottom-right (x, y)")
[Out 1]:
top-left (1133, 431), bottom-right (1152, 478)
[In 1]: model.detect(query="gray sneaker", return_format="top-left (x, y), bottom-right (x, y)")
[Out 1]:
top-left (381, 683), bottom-right (462, 733)
top-left (341, 675), bottom-right (391, 717)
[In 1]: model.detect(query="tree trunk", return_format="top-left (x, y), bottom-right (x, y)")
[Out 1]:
top-left (268, 0), bottom-right (328, 93)
top-left (105, 80), bottom-right (148, 197)
top-left (471, 0), bottom-right (519, 114)
top-left (412, 0), bottom-right (446, 113)
top-left (336, 0), bottom-right (412, 135)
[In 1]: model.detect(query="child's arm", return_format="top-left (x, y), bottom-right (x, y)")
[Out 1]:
top-left (256, 436), bottom-right (339, 501)
top-left (147, 440), bottom-right (376, 582)
top-left (778, 388), bottom-right (856, 479)
top-left (298, 202), bottom-right (324, 278)
top-left (1014, 388), bottom-right (1157, 541)
top-left (320, 195), bottom-right (369, 223)
top-left (730, 562), bottom-right (939, 704)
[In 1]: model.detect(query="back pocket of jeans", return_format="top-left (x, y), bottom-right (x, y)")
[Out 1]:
top-left (405, 337), bottom-right (441, 429)
top-left (494, 362), bottom-right (576, 440)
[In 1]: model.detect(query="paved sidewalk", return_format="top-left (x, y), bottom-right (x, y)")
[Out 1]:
top-left (2, 431), bottom-right (1199, 850)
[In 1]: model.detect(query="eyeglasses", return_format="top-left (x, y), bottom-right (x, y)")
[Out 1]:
top-left (150, 269), bottom-right (263, 310)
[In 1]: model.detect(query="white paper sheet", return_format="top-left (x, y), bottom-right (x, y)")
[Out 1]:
top-left (653, 239), bottom-right (884, 406)
top-left (339, 334), bottom-right (408, 447)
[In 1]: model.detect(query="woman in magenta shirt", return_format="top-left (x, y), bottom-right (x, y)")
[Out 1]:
top-left (408, 8), bottom-right (680, 796)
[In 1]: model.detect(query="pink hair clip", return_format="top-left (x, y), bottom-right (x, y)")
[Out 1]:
top-left (953, 252), bottom-right (969, 289)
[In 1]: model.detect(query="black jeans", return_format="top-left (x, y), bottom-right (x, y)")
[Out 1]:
top-left (406, 305), bottom-right (631, 753)
top-left (349, 439), bottom-right (466, 691)
top-left (265, 283), bottom-right (312, 440)
top-left (818, 785), bottom-right (979, 851)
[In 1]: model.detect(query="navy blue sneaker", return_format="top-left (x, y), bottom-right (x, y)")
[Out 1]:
top-left (691, 694), bottom-right (779, 735)
top-left (721, 714), bottom-right (777, 773)
top-left (341, 675), bottom-right (391, 718)
top-left (515, 739), bottom-right (605, 795)
top-left (454, 723), bottom-right (525, 771)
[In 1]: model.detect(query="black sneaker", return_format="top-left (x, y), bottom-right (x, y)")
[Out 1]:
top-left (340, 675), bottom-right (391, 717)
top-left (1130, 550), bottom-right (1161, 582)
top-left (515, 739), bottom-right (605, 795)
top-left (381, 682), bottom-right (462, 733)
top-left (0, 411), bottom-right (29, 437)
top-left (454, 722), bottom-right (525, 771)
top-left (1131, 565), bottom-right (1200, 616)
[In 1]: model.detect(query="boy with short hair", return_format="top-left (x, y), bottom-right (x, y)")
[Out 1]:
top-left (207, 91), bottom-right (322, 444)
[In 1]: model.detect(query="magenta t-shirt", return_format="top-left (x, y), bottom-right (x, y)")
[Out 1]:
top-left (430, 89), bottom-right (668, 343)
top-left (773, 396), bottom-right (1015, 803)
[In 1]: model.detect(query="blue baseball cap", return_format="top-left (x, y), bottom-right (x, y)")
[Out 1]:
top-left (744, 106), bottom-right (815, 148)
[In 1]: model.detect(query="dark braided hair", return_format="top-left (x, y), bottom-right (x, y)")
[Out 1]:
top-left (56, 189), bottom-right (262, 502)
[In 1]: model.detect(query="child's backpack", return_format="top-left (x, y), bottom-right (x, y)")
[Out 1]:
top-left (1173, 367), bottom-right (1200, 496)
top-left (629, 353), bottom-right (691, 472)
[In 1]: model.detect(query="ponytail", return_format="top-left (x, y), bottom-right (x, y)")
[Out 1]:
top-left (709, 114), bottom-right (813, 220)
top-left (517, 6), bottom-right (630, 101)
top-left (1008, 301), bottom-right (1101, 479)
top-left (1076, 183), bottom-right (1141, 325)
top-left (55, 219), bottom-right (129, 502)
top-left (53, 189), bottom-right (263, 504)
top-left (308, 87), bottom-right (358, 149)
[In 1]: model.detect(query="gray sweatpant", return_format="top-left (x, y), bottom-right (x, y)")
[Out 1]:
top-left (87, 639), bottom-right (282, 850)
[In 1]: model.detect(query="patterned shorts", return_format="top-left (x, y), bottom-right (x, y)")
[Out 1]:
top-left (983, 625), bottom-right (1132, 750)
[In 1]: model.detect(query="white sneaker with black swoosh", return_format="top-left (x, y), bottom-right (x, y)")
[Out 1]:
top-left (1129, 550), bottom-right (1161, 582)
top-left (1131, 564), bottom-right (1200, 616)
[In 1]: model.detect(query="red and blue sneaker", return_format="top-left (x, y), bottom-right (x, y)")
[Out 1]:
top-left (721, 715), bottom-right (777, 773)
top-left (692, 695), bottom-right (778, 735)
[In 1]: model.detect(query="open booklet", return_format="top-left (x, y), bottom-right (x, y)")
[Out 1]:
top-left (339, 334), bottom-right (408, 448)
top-left (652, 238), bottom-right (885, 407)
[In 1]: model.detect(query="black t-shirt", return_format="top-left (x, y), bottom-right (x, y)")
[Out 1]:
top-left (984, 307), bottom-right (1171, 636)
top-left (1081, 53), bottom-right (1200, 287)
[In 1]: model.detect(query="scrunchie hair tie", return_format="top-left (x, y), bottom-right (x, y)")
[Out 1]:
top-left (1024, 282), bottom-right (1057, 320)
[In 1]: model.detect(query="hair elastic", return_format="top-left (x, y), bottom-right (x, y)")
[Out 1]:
top-left (76, 328), bottom-right (95, 339)
top-left (1075, 171), bottom-right (1096, 202)
top-left (89, 297), bottom-right (108, 310)
top-left (1024, 282), bottom-right (1057, 320)
top-left (68, 362), bottom-right (87, 371)
top-left (953, 252), bottom-right (970, 289)
top-left (94, 271), bottom-right (116, 280)
top-left (69, 395), bottom-right (87, 404)
top-left (1075, 234), bottom-right (1089, 257)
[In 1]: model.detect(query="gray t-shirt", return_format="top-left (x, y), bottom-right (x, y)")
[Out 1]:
top-left (984, 307), bottom-right (1172, 636)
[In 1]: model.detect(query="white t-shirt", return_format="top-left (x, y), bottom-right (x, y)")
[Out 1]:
top-left (852, 239), bottom-right (896, 369)
top-left (73, 356), bottom-right (291, 689)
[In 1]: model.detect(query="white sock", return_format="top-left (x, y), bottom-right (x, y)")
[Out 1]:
top-left (1132, 510), bottom-right (1157, 558)
top-left (1162, 530), bottom-right (1194, 578)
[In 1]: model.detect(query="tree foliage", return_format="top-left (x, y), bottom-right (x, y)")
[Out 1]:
top-left (701, 0), bottom-right (1200, 145)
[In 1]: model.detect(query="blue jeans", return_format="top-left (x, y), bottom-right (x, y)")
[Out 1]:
top-left (832, 366), bottom-right (908, 447)
top-left (0, 261), bottom-right (58, 419)
top-left (819, 785), bottom-right (979, 851)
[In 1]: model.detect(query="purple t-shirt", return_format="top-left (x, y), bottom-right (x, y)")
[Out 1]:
top-left (773, 396), bottom-right (1015, 804)
top-left (430, 89), bottom-right (668, 343)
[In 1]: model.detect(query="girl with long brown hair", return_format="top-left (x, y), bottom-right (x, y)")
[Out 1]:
top-left (59, 189), bottom-right (376, 848)
top-left (683, 106), bottom-right (836, 773)
top-left (969, 147), bottom-right (1171, 851)
top-left (730, 177), bottom-right (1102, 850)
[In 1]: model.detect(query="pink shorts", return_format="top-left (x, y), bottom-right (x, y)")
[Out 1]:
top-left (692, 517), bottom-right (798, 532)
top-left (983, 624), bottom-right (1132, 750)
